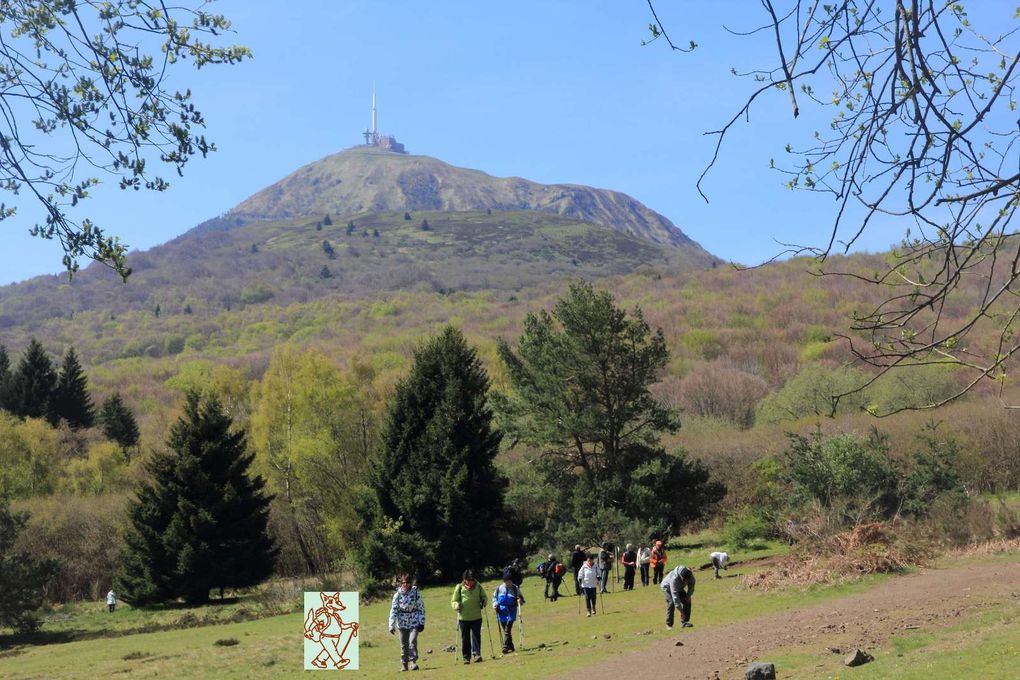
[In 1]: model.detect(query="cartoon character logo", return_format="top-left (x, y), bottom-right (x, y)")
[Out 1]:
top-left (303, 591), bottom-right (360, 670)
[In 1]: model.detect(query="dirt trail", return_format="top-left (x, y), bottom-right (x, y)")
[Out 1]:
top-left (562, 558), bottom-right (1020, 680)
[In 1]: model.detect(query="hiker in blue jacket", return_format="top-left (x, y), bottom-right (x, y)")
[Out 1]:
top-left (491, 569), bottom-right (526, 653)
top-left (389, 573), bottom-right (426, 671)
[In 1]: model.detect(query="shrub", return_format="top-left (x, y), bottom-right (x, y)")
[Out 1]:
top-left (678, 362), bottom-right (768, 428)
top-left (722, 508), bottom-right (770, 549)
top-left (757, 364), bottom-right (869, 424)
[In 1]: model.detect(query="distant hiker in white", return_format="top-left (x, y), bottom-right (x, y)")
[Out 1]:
top-left (106, 590), bottom-right (116, 613)
top-left (661, 565), bottom-right (695, 629)
top-left (637, 545), bottom-right (652, 587)
top-left (709, 551), bottom-right (729, 579)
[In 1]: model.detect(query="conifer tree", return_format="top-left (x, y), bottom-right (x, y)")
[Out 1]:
top-left (0, 498), bottom-right (59, 632)
top-left (367, 326), bottom-right (506, 580)
top-left (0, 344), bottom-right (10, 411)
top-left (117, 392), bottom-right (276, 605)
top-left (51, 347), bottom-right (95, 429)
top-left (99, 393), bottom-right (140, 452)
top-left (8, 339), bottom-right (57, 421)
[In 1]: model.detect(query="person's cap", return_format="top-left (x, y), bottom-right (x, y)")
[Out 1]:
top-left (547, 554), bottom-right (554, 560)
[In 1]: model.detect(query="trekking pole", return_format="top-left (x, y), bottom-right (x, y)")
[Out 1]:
top-left (483, 606), bottom-right (496, 659)
top-left (518, 605), bottom-right (526, 651)
top-left (453, 621), bottom-right (460, 668)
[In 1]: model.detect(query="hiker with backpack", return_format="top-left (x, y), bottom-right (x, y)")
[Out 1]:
top-left (651, 540), bottom-right (668, 584)
top-left (710, 551), bottom-right (729, 579)
top-left (621, 544), bottom-right (638, 590)
top-left (577, 553), bottom-right (600, 616)
top-left (637, 545), bottom-right (652, 586)
top-left (661, 564), bottom-right (696, 629)
top-left (451, 569), bottom-right (487, 664)
top-left (492, 569), bottom-right (526, 654)
top-left (570, 545), bottom-right (586, 596)
top-left (389, 573), bottom-right (426, 672)
top-left (541, 554), bottom-right (565, 601)
top-left (598, 543), bottom-right (613, 594)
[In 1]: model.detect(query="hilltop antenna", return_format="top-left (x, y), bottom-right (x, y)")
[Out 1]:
top-left (371, 82), bottom-right (378, 143)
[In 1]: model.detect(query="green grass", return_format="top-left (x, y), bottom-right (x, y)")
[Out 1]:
top-left (0, 554), bottom-right (898, 679)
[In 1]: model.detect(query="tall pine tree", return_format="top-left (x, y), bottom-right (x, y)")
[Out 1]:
top-left (8, 339), bottom-right (57, 421)
top-left (52, 347), bottom-right (95, 429)
top-left (366, 326), bottom-right (506, 581)
top-left (0, 344), bottom-right (10, 412)
top-left (0, 498), bottom-right (59, 632)
top-left (116, 392), bottom-right (276, 605)
top-left (99, 393), bottom-right (140, 452)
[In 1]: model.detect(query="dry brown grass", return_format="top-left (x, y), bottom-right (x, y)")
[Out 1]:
top-left (947, 537), bottom-right (1020, 558)
top-left (744, 522), bottom-right (929, 591)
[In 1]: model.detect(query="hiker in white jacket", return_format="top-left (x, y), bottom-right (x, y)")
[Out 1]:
top-left (106, 590), bottom-right (116, 613)
top-left (576, 554), bottom-right (601, 616)
top-left (637, 545), bottom-right (652, 587)
top-left (709, 551), bottom-right (729, 579)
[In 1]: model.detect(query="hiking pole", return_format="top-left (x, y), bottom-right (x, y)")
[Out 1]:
top-left (518, 605), bottom-right (526, 651)
top-left (483, 606), bottom-right (496, 659)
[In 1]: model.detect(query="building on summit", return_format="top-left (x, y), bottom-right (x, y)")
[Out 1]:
top-left (361, 84), bottom-right (406, 153)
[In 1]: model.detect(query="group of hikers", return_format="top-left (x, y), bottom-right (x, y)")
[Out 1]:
top-left (386, 543), bottom-right (732, 671)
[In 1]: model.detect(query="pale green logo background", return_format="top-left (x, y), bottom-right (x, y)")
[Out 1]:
top-left (303, 591), bottom-right (360, 670)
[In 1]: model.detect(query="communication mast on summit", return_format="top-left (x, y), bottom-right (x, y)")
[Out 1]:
top-left (361, 84), bottom-right (406, 153)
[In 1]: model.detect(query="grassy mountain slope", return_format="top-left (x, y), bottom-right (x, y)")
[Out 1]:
top-left (0, 210), bottom-right (715, 332)
top-left (191, 147), bottom-right (703, 250)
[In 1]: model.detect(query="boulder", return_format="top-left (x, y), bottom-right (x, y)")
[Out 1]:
top-left (844, 648), bottom-right (874, 667)
top-left (745, 662), bottom-right (777, 680)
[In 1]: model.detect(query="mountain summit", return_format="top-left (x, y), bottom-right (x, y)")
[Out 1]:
top-left (194, 147), bottom-right (703, 251)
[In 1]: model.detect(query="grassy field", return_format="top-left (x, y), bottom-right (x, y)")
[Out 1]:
top-left (2, 541), bottom-right (1016, 679)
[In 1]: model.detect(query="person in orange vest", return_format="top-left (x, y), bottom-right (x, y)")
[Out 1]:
top-left (651, 540), bottom-right (668, 584)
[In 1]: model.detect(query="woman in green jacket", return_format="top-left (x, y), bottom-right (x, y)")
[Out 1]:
top-left (451, 569), bottom-right (486, 664)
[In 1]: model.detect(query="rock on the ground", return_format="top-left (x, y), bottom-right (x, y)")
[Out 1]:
top-left (442, 645), bottom-right (455, 653)
top-left (674, 640), bottom-right (684, 647)
top-left (844, 648), bottom-right (874, 667)
top-left (744, 662), bottom-right (776, 680)
top-left (426, 649), bottom-right (433, 654)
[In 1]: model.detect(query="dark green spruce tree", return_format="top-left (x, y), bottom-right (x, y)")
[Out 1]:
top-left (116, 392), bottom-right (276, 605)
top-left (99, 393), bottom-right (140, 452)
top-left (0, 497), bottom-right (59, 632)
top-left (8, 339), bottom-right (57, 421)
top-left (365, 326), bottom-right (507, 581)
top-left (0, 344), bottom-right (10, 411)
top-left (51, 347), bottom-right (95, 429)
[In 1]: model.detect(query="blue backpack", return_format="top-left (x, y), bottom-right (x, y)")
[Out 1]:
top-left (495, 585), bottom-right (519, 623)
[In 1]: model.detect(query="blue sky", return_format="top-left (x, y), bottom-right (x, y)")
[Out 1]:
top-left (1, 1), bottom-right (922, 285)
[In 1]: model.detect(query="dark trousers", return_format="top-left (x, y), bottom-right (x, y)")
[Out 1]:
top-left (653, 564), bottom-right (665, 584)
top-left (712, 556), bottom-right (723, 578)
top-left (640, 563), bottom-right (650, 586)
top-left (459, 619), bottom-right (482, 660)
top-left (623, 565), bottom-right (636, 590)
top-left (545, 576), bottom-right (562, 600)
top-left (108, 604), bottom-right (115, 613)
top-left (599, 566), bottom-right (609, 593)
top-left (583, 587), bottom-right (597, 613)
top-left (498, 619), bottom-right (515, 651)
top-left (572, 567), bottom-right (582, 594)
top-left (663, 589), bottom-right (692, 626)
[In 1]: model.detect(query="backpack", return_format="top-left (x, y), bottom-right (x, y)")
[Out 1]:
top-left (536, 561), bottom-right (547, 577)
top-left (553, 562), bottom-right (566, 576)
top-left (495, 585), bottom-right (518, 622)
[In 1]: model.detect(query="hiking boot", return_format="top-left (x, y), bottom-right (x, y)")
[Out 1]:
top-left (681, 622), bottom-right (693, 628)
top-left (400, 662), bottom-right (408, 672)
top-left (586, 611), bottom-right (591, 617)
top-left (501, 647), bottom-right (509, 655)
top-left (409, 661), bottom-right (419, 671)
top-left (473, 655), bottom-right (483, 663)
top-left (666, 625), bottom-right (673, 630)
top-left (463, 659), bottom-right (471, 665)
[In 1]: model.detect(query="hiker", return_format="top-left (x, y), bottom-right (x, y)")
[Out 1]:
top-left (504, 558), bottom-right (525, 588)
top-left (598, 543), bottom-right (613, 593)
top-left (577, 553), bottom-right (600, 616)
top-left (661, 564), bottom-right (696, 629)
top-left (637, 545), bottom-right (652, 586)
top-left (106, 589), bottom-right (116, 613)
top-left (451, 569), bottom-right (487, 664)
top-left (570, 545), bottom-right (586, 596)
top-left (651, 540), bottom-right (668, 584)
top-left (543, 554), bottom-right (565, 601)
top-left (389, 573), bottom-right (426, 671)
top-left (492, 569), bottom-right (525, 654)
top-left (621, 544), bottom-right (637, 590)
top-left (709, 551), bottom-right (729, 579)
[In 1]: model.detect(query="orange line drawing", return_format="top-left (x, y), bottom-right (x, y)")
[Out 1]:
top-left (304, 592), bottom-right (360, 669)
